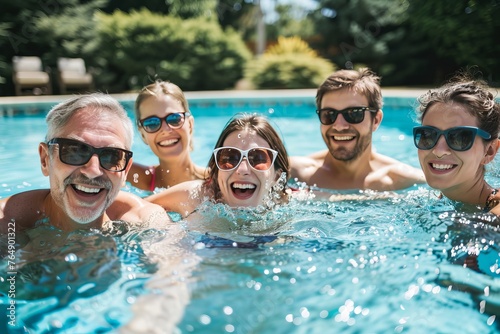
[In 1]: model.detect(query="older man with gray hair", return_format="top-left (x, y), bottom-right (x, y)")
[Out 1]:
top-left (0, 93), bottom-right (173, 233)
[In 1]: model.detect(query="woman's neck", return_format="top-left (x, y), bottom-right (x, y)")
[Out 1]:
top-left (442, 180), bottom-right (494, 209)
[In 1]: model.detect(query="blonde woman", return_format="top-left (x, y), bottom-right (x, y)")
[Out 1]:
top-left (127, 80), bottom-right (207, 192)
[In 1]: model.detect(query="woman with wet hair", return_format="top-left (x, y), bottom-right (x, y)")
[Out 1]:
top-left (146, 113), bottom-right (291, 220)
top-left (413, 70), bottom-right (500, 214)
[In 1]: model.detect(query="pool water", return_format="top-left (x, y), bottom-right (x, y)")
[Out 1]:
top-left (1, 94), bottom-right (500, 333)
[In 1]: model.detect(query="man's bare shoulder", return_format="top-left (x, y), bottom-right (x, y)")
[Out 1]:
top-left (290, 151), bottom-right (327, 179)
top-left (109, 191), bottom-right (172, 227)
top-left (0, 189), bottom-right (50, 233)
top-left (368, 153), bottom-right (426, 190)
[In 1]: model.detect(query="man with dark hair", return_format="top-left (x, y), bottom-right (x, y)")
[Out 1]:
top-left (290, 68), bottom-right (425, 192)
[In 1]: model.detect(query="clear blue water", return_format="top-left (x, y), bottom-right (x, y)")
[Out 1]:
top-left (1, 94), bottom-right (500, 333)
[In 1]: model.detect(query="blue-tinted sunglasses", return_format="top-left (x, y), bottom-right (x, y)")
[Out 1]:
top-left (139, 112), bottom-right (190, 133)
top-left (413, 126), bottom-right (492, 151)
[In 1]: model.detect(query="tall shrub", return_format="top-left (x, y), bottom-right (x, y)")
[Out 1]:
top-left (94, 9), bottom-right (252, 92)
top-left (245, 36), bottom-right (335, 89)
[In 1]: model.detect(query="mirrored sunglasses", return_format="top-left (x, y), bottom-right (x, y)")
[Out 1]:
top-left (47, 138), bottom-right (133, 172)
top-left (413, 126), bottom-right (492, 151)
top-left (139, 112), bottom-right (190, 133)
top-left (213, 146), bottom-right (278, 171)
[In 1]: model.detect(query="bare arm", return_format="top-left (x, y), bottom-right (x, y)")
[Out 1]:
top-left (110, 191), bottom-right (173, 228)
top-left (146, 180), bottom-right (205, 218)
top-left (387, 162), bottom-right (426, 188)
top-left (0, 190), bottom-right (49, 234)
top-left (366, 153), bottom-right (426, 191)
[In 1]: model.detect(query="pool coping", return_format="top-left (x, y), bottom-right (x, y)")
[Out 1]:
top-left (0, 88), bottom-right (429, 105)
top-left (0, 88), bottom-right (432, 117)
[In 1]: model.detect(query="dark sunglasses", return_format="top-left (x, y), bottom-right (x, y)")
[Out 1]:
top-left (47, 138), bottom-right (133, 172)
top-left (139, 112), bottom-right (190, 133)
top-left (413, 126), bottom-right (492, 152)
top-left (316, 107), bottom-right (377, 125)
top-left (213, 147), bottom-right (278, 171)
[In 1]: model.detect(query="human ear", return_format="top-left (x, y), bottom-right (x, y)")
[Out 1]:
top-left (372, 109), bottom-right (383, 131)
top-left (482, 139), bottom-right (500, 165)
top-left (39, 143), bottom-right (50, 177)
top-left (188, 114), bottom-right (194, 136)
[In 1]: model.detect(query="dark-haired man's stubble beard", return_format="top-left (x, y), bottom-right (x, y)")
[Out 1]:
top-left (329, 132), bottom-right (373, 164)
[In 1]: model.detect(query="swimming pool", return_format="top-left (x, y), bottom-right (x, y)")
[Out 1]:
top-left (1, 91), bottom-right (500, 333)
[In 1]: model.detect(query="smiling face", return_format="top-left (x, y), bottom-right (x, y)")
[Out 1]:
top-left (418, 102), bottom-right (493, 194)
top-left (39, 107), bottom-right (132, 226)
top-left (216, 129), bottom-right (278, 207)
top-left (320, 89), bottom-right (381, 161)
top-left (138, 94), bottom-right (193, 162)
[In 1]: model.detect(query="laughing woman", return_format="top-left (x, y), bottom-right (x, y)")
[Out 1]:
top-left (146, 113), bottom-right (291, 231)
top-left (413, 71), bottom-right (500, 214)
top-left (127, 80), bottom-right (207, 192)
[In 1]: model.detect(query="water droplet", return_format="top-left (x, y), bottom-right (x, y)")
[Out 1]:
top-left (65, 253), bottom-right (78, 263)
top-left (200, 314), bottom-right (211, 325)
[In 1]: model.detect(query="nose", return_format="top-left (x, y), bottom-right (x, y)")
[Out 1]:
top-left (432, 134), bottom-right (451, 158)
top-left (80, 154), bottom-right (104, 178)
top-left (331, 113), bottom-right (350, 130)
top-left (235, 157), bottom-right (251, 174)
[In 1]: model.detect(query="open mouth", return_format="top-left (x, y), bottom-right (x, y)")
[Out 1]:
top-left (333, 135), bottom-right (355, 142)
top-left (72, 184), bottom-right (104, 197)
top-left (429, 163), bottom-right (457, 171)
top-left (231, 182), bottom-right (256, 199)
top-left (158, 138), bottom-right (179, 147)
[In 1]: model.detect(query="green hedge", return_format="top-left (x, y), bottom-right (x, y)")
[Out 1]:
top-left (245, 37), bottom-right (335, 89)
top-left (94, 9), bottom-right (251, 92)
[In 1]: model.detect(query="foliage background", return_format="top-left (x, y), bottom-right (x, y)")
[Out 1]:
top-left (0, 0), bottom-right (498, 95)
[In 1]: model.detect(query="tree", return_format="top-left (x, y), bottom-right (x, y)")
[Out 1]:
top-left (0, 0), bottom-right (108, 95)
top-left (310, 0), bottom-right (409, 68)
top-left (407, 0), bottom-right (500, 85)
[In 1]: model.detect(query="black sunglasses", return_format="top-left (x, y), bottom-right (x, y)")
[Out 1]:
top-left (47, 138), bottom-right (133, 172)
top-left (316, 107), bottom-right (377, 125)
top-left (213, 147), bottom-right (278, 171)
top-left (413, 126), bottom-right (492, 152)
top-left (139, 112), bottom-right (190, 133)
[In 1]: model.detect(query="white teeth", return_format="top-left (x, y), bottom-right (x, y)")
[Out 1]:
top-left (74, 184), bottom-right (100, 193)
top-left (334, 135), bottom-right (354, 141)
top-left (159, 139), bottom-right (179, 146)
top-left (432, 163), bottom-right (454, 170)
top-left (232, 183), bottom-right (256, 189)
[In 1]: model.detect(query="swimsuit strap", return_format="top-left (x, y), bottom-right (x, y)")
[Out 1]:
top-left (484, 189), bottom-right (499, 212)
top-left (149, 166), bottom-right (156, 192)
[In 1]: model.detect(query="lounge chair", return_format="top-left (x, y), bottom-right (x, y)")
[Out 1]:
top-left (57, 57), bottom-right (94, 94)
top-left (12, 56), bottom-right (52, 96)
